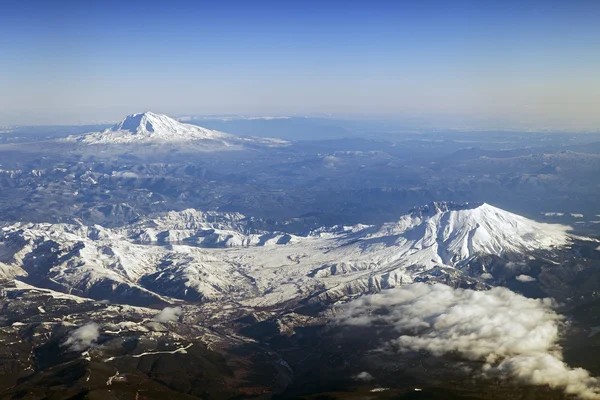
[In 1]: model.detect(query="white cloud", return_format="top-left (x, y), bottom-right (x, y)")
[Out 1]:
top-left (63, 323), bottom-right (100, 351)
top-left (154, 306), bottom-right (183, 323)
top-left (354, 371), bottom-right (374, 381)
top-left (516, 274), bottom-right (536, 282)
top-left (334, 283), bottom-right (600, 400)
top-left (491, 354), bottom-right (600, 399)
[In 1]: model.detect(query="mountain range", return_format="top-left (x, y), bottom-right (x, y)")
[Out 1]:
top-left (2, 111), bottom-right (600, 399)
top-left (1, 202), bottom-right (592, 308)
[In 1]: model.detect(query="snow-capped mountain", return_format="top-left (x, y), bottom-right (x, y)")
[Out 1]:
top-left (75, 112), bottom-right (288, 146)
top-left (0, 222), bottom-right (257, 305)
top-left (222, 201), bottom-right (576, 304)
top-left (0, 202), bottom-right (586, 308)
top-left (361, 201), bottom-right (570, 265)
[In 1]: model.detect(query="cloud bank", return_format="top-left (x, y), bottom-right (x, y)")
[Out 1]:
top-left (154, 306), bottom-right (183, 323)
top-left (63, 323), bottom-right (100, 351)
top-left (335, 283), bottom-right (600, 399)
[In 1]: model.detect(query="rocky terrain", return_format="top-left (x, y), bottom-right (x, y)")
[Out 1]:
top-left (1, 117), bottom-right (600, 399)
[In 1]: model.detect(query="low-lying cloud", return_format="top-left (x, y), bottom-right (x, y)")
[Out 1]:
top-left (354, 371), bottom-right (374, 381)
top-left (63, 323), bottom-right (100, 351)
top-left (335, 283), bottom-right (600, 399)
top-left (516, 274), bottom-right (537, 282)
top-left (154, 306), bottom-right (183, 323)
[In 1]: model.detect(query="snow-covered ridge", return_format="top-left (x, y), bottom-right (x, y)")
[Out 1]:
top-left (408, 201), bottom-right (483, 217)
top-left (123, 209), bottom-right (300, 247)
top-left (0, 202), bottom-right (581, 308)
top-left (71, 112), bottom-right (288, 146)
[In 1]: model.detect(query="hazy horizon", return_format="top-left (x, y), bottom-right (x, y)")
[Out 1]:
top-left (2, 0), bottom-right (599, 131)
top-left (4, 111), bottom-right (600, 135)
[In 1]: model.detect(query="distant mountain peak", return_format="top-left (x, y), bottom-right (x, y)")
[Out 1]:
top-left (79, 111), bottom-right (229, 144)
top-left (113, 111), bottom-right (165, 134)
top-left (73, 111), bottom-right (289, 147)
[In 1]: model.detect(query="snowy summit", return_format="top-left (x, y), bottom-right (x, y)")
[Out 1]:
top-left (79, 112), bottom-right (229, 144)
top-left (75, 111), bottom-right (287, 147)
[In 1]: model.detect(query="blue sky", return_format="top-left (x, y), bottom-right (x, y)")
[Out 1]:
top-left (1, 0), bottom-right (599, 129)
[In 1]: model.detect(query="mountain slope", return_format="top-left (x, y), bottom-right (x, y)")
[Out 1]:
top-left (362, 201), bottom-right (570, 265)
top-left (123, 209), bottom-right (300, 247)
top-left (225, 201), bottom-right (576, 305)
top-left (0, 202), bottom-right (587, 308)
top-left (0, 223), bottom-right (257, 305)
top-left (75, 112), bottom-right (287, 146)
